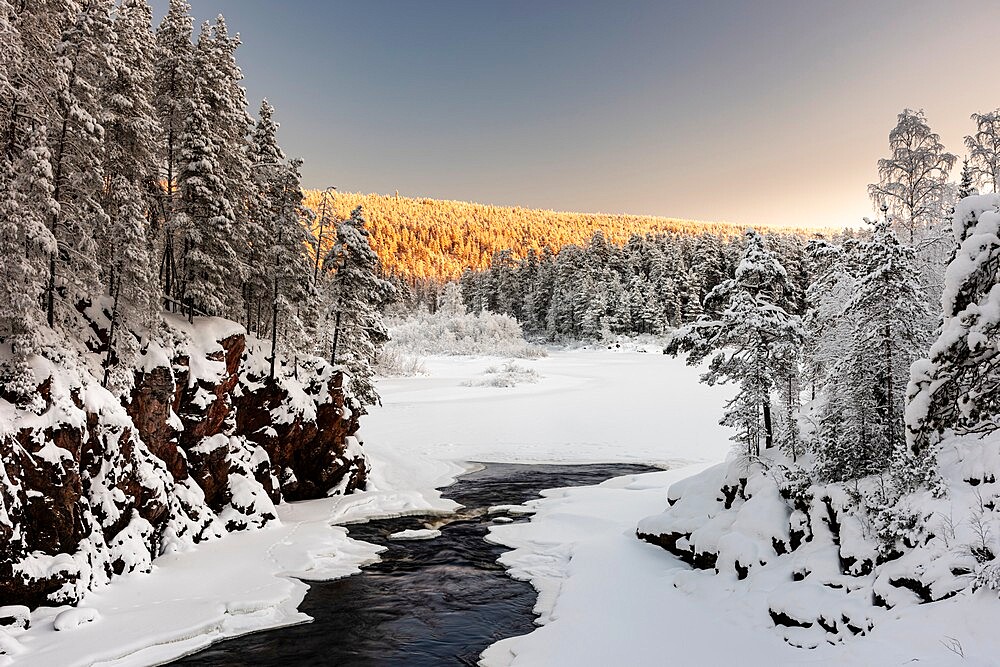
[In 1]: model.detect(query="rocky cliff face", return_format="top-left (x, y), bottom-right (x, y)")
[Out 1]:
top-left (0, 314), bottom-right (368, 608)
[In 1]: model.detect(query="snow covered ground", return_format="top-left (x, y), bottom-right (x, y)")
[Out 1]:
top-left (10, 346), bottom-right (998, 666)
top-left (6, 348), bottom-right (734, 666)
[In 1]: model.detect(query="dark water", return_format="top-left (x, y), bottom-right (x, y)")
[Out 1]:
top-left (172, 462), bottom-right (660, 667)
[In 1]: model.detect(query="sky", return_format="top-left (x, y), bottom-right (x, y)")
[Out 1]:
top-left (151, 1), bottom-right (1000, 229)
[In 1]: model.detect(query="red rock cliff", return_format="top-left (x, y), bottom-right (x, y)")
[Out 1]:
top-left (0, 317), bottom-right (368, 609)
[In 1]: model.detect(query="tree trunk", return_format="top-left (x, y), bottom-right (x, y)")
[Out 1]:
top-left (330, 310), bottom-right (342, 366)
top-left (763, 398), bottom-right (773, 451)
top-left (102, 278), bottom-right (121, 388)
top-left (788, 374), bottom-right (796, 462)
top-left (885, 323), bottom-right (893, 447)
top-left (269, 298), bottom-right (279, 379)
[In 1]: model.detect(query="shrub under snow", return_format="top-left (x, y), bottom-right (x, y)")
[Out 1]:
top-left (461, 361), bottom-right (540, 388)
top-left (382, 284), bottom-right (546, 359)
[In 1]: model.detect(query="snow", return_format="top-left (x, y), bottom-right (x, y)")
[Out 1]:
top-left (5, 349), bottom-right (729, 666)
top-left (3, 501), bottom-right (384, 666)
top-left (12, 347), bottom-right (999, 666)
top-left (52, 608), bottom-right (100, 632)
top-left (388, 528), bottom-right (442, 541)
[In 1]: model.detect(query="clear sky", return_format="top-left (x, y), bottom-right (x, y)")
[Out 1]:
top-left (152, 1), bottom-right (1000, 228)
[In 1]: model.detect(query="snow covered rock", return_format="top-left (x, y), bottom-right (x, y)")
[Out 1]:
top-left (0, 606), bottom-right (30, 630)
top-left (388, 528), bottom-right (441, 541)
top-left (52, 607), bottom-right (99, 631)
top-left (0, 313), bottom-right (369, 609)
top-left (638, 439), bottom-right (1000, 647)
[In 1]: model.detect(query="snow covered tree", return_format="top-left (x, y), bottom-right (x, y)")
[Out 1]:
top-left (680, 268), bottom-right (704, 321)
top-left (958, 156), bottom-right (978, 200)
top-left (814, 220), bottom-right (931, 481)
top-left (908, 194), bottom-right (1000, 452)
top-left (965, 110), bottom-right (1000, 194)
top-left (177, 74), bottom-right (239, 316)
top-left (323, 206), bottom-right (395, 409)
top-left (803, 239), bottom-right (855, 402)
top-left (153, 0), bottom-right (195, 301)
top-left (869, 109), bottom-right (956, 244)
top-left (46, 0), bottom-right (116, 329)
top-left (666, 230), bottom-right (804, 457)
top-left (99, 0), bottom-right (161, 387)
top-left (0, 124), bottom-right (58, 393)
top-left (250, 99), bottom-right (315, 376)
top-left (194, 16), bottom-right (253, 297)
top-left (579, 278), bottom-right (606, 339)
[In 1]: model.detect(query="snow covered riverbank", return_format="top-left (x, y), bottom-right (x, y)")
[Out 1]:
top-left (15, 346), bottom-right (995, 666)
top-left (3, 349), bottom-right (731, 666)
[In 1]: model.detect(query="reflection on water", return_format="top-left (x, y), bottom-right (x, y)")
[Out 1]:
top-left (172, 463), bottom-right (660, 667)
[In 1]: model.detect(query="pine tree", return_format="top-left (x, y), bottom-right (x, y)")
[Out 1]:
top-left (323, 206), bottom-right (395, 409)
top-left (908, 195), bottom-right (1000, 451)
top-left (153, 0), bottom-right (195, 301)
top-left (666, 230), bottom-right (804, 457)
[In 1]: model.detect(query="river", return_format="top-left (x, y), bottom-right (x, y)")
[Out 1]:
top-left (172, 462), bottom-right (659, 666)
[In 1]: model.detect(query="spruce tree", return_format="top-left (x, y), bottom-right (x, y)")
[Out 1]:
top-left (666, 230), bottom-right (803, 457)
top-left (0, 125), bottom-right (58, 393)
top-left (153, 0), bottom-right (195, 301)
top-left (250, 100), bottom-right (314, 376)
top-left (323, 206), bottom-right (395, 409)
top-left (195, 16), bottom-right (253, 302)
top-left (46, 0), bottom-right (115, 329)
top-left (99, 0), bottom-right (160, 387)
top-left (815, 221), bottom-right (931, 481)
top-left (177, 74), bottom-right (238, 316)
top-left (908, 195), bottom-right (1000, 451)
top-left (958, 156), bottom-right (977, 200)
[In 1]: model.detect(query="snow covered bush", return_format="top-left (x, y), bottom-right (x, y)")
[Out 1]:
top-left (384, 283), bottom-right (546, 358)
top-left (374, 345), bottom-right (428, 377)
top-left (462, 361), bottom-right (540, 388)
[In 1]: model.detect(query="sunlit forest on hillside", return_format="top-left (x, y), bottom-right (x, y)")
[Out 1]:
top-left (302, 190), bottom-right (823, 282)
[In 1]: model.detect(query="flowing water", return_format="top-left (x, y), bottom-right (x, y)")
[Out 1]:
top-left (172, 462), bottom-right (659, 666)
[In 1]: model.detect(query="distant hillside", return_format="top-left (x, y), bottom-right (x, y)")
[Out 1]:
top-left (303, 191), bottom-right (816, 282)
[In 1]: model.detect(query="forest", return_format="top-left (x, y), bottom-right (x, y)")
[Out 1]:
top-left (0, 0), bottom-right (392, 405)
top-left (632, 110), bottom-right (1000, 647)
top-left (301, 189), bottom-right (823, 286)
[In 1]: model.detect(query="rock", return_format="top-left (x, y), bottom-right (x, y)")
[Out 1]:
top-left (53, 607), bottom-right (100, 631)
top-left (1, 316), bottom-right (368, 610)
top-left (0, 606), bottom-right (30, 630)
